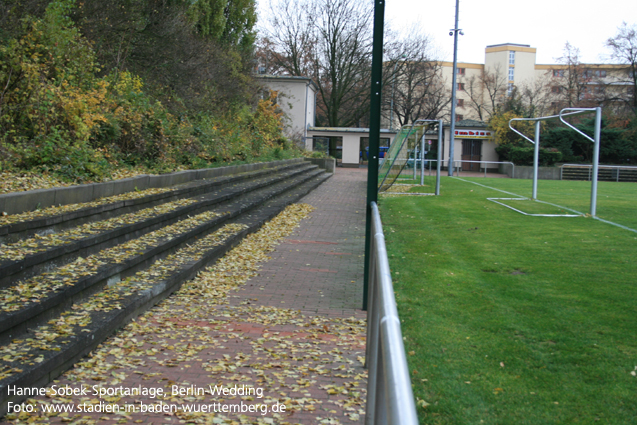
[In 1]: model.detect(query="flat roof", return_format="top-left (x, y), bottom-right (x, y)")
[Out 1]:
top-left (486, 43), bottom-right (531, 48)
top-left (255, 75), bottom-right (319, 91)
top-left (308, 127), bottom-right (398, 134)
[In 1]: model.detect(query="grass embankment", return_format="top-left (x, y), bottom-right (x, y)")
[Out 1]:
top-left (380, 177), bottom-right (637, 424)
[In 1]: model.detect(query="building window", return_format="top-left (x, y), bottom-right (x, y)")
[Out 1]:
top-left (508, 67), bottom-right (515, 81)
top-left (551, 86), bottom-right (561, 94)
top-left (457, 83), bottom-right (465, 91)
top-left (457, 68), bottom-right (465, 75)
top-left (507, 83), bottom-right (514, 95)
top-left (553, 69), bottom-right (565, 77)
top-left (456, 98), bottom-right (464, 107)
top-left (455, 114), bottom-right (464, 122)
top-left (583, 69), bottom-right (607, 79)
top-left (509, 51), bottom-right (515, 65)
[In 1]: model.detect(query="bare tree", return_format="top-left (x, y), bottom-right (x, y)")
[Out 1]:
top-left (259, 0), bottom-right (316, 76)
top-left (519, 76), bottom-right (553, 117)
top-left (556, 42), bottom-right (589, 107)
top-left (483, 64), bottom-right (509, 115)
top-left (464, 65), bottom-right (507, 120)
top-left (311, 0), bottom-right (373, 126)
top-left (606, 22), bottom-right (637, 112)
top-left (464, 74), bottom-right (488, 121)
top-left (383, 29), bottom-right (447, 126)
top-left (260, 0), bottom-right (373, 127)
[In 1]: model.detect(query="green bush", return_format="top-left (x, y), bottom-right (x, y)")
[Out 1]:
top-left (540, 118), bottom-right (637, 164)
top-left (500, 146), bottom-right (563, 167)
top-left (0, 1), bottom-right (298, 183)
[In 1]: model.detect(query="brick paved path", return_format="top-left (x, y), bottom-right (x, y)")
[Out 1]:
top-left (231, 167), bottom-right (367, 316)
top-left (6, 168), bottom-right (369, 425)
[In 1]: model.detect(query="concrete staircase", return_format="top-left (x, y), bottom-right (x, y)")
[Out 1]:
top-left (0, 158), bottom-right (332, 415)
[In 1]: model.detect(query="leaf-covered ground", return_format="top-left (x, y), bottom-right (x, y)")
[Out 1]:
top-left (0, 198), bottom-right (198, 262)
top-left (0, 186), bottom-right (177, 227)
top-left (4, 204), bottom-right (367, 424)
top-left (0, 169), bottom-right (151, 196)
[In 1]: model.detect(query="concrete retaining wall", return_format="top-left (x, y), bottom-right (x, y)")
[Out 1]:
top-left (303, 157), bottom-right (335, 173)
top-left (0, 159), bottom-right (303, 216)
top-left (499, 163), bottom-right (561, 180)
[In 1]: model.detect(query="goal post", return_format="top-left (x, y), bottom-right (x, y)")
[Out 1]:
top-left (507, 107), bottom-right (602, 217)
top-left (378, 119), bottom-right (443, 195)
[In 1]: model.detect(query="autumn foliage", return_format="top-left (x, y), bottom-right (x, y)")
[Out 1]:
top-left (0, 0), bottom-right (293, 183)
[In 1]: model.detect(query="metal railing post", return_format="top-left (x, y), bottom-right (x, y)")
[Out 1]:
top-left (365, 227), bottom-right (379, 424)
top-left (420, 138), bottom-right (425, 186)
top-left (373, 343), bottom-right (387, 423)
top-left (436, 120), bottom-right (442, 195)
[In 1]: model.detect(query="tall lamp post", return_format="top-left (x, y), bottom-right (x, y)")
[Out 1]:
top-left (448, 0), bottom-right (463, 176)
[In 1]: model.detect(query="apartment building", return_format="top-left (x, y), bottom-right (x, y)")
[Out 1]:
top-left (440, 43), bottom-right (632, 123)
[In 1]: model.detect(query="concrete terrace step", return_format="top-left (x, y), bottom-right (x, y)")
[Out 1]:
top-left (0, 161), bottom-right (308, 244)
top-left (0, 164), bottom-right (318, 288)
top-left (0, 166), bottom-right (325, 339)
top-left (0, 160), bottom-right (332, 415)
top-left (0, 159), bottom-right (307, 217)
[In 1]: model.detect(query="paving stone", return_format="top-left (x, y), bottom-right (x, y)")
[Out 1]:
top-left (230, 168), bottom-right (367, 316)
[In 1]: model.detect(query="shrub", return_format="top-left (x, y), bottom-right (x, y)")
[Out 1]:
top-left (503, 146), bottom-right (563, 167)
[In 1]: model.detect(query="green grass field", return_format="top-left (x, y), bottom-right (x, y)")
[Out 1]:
top-left (379, 177), bottom-right (637, 424)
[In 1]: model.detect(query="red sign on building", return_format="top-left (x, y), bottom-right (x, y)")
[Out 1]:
top-left (454, 130), bottom-right (492, 139)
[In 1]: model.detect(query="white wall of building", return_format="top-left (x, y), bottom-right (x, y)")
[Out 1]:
top-left (256, 76), bottom-right (317, 144)
top-left (307, 128), bottom-right (397, 167)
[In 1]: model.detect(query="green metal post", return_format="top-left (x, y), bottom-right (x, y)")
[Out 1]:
top-left (363, 0), bottom-right (385, 311)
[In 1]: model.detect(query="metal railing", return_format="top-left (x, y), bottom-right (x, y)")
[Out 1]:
top-left (449, 160), bottom-right (515, 178)
top-left (365, 202), bottom-right (418, 425)
top-left (560, 163), bottom-right (637, 182)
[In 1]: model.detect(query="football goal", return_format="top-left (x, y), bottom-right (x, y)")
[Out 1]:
top-left (487, 107), bottom-right (602, 217)
top-left (378, 119), bottom-right (443, 196)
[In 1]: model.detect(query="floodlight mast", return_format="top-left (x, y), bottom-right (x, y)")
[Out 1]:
top-left (448, 0), bottom-right (462, 176)
top-left (508, 107), bottom-right (602, 217)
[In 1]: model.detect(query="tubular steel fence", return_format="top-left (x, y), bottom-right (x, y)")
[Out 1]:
top-left (560, 163), bottom-right (637, 182)
top-left (365, 202), bottom-right (418, 425)
top-left (449, 160), bottom-right (515, 178)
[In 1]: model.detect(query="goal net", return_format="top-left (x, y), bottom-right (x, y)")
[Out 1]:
top-left (378, 122), bottom-right (441, 195)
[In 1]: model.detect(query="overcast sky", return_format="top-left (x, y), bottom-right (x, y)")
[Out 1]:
top-left (258, 0), bottom-right (637, 65)
top-left (384, 0), bottom-right (637, 64)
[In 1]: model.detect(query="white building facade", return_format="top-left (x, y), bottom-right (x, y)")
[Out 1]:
top-left (256, 75), bottom-right (318, 145)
